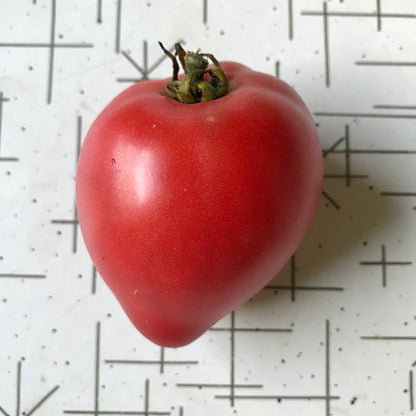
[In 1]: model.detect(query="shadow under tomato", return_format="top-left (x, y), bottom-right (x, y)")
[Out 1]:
top-left (238, 154), bottom-right (403, 314)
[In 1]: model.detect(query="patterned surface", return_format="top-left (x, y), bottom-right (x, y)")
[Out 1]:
top-left (1, 1), bottom-right (416, 415)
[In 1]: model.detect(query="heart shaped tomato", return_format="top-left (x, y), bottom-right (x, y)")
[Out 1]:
top-left (76, 45), bottom-right (322, 347)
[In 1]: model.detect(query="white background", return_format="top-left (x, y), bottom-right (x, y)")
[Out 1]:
top-left (1, 1), bottom-right (416, 415)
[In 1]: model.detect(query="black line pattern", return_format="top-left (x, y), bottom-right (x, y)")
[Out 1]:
top-left (203, 0), bottom-right (208, 24)
top-left (322, 125), bottom-right (369, 187)
top-left (410, 369), bottom-right (414, 411)
top-left (0, 1), bottom-right (93, 104)
top-left (117, 41), bottom-right (183, 83)
top-left (0, 361), bottom-right (59, 416)
top-left (359, 244), bottom-right (412, 287)
top-left (105, 346), bottom-right (199, 374)
top-left (264, 254), bottom-right (344, 300)
top-left (288, 0), bottom-right (294, 40)
top-left (301, 0), bottom-right (416, 86)
top-left (356, 60), bottom-right (416, 66)
top-left (315, 111), bottom-right (416, 119)
top-left (176, 311), bottom-right (292, 406)
top-left (50, 116), bottom-right (82, 252)
top-left (91, 265), bottom-right (98, 295)
top-left (0, 92), bottom-right (19, 163)
top-left (213, 320), bottom-right (339, 415)
top-left (115, 0), bottom-right (122, 53)
top-left (0, 273), bottom-right (46, 279)
top-left (97, 0), bottom-right (103, 24)
top-left (64, 322), bottom-right (171, 416)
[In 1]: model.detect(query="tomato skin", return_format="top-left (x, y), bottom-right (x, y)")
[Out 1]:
top-left (76, 62), bottom-right (323, 347)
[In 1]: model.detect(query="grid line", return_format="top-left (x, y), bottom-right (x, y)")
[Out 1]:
top-left (0, 3), bottom-right (93, 104)
top-left (360, 244), bottom-right (412, 287)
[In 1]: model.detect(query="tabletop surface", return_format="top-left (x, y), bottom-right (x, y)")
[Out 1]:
top-left (1, 1), bottom-right (416, 415)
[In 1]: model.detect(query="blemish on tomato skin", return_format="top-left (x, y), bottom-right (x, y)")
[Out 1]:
top-left (133, 289), bottom-right (139, 296)
top-left (111, 158), bottom-right (121, 173)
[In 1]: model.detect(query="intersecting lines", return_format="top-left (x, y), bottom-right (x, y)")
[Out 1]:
top-left (321, 122), bottom-right (416, 203)
top-left (105, 346), bottom-right (199, 375)
top-left (264, 254), bottom-right (344, 301)
top-left (360, 335), bottom-right (416, 410)
top-left (301, 0), bottom-right (416, 86)
top-left (64, 322), bottom-right (172, 416)
top-left (321, 190), bottom-right (341, 211)
top-left (0, 92), bottom-right (19, 163)
top-left (302, 0), bottom-right (416, 31)
top-left (0, 0), bottom-right (93, 104)
top-left (93, 0), bottom-right (121, 50)
top-left (0, 360), bottom-right (59, 416)
top-left (208, 319), bottom-right (339, 416)
top-left (322, 125), bottom-right (368, 188)
top-left (177, 311), bottom-right (292, 407)
top-left (117, 40), bottom-right (183, 83)
top-left (50, 115), bottom-right (82, 253)
top-left (318, 115), bottom-right (416, 211)
top-left (47, 115), bottom-right (97, 289)
top-left (359, 244), bottom-right (412, 287)
top-left (51, 200), bottom-right (79, 253)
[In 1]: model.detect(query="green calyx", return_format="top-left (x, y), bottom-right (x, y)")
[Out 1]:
top-left (159, 42), bottom-right (229, 104)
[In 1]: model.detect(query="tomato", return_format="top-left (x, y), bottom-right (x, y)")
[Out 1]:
top-left (76, 46), bottom-right (322, 347)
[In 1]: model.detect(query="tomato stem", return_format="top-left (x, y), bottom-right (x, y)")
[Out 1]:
top-left (159, 42), bottom-right (229, 104)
